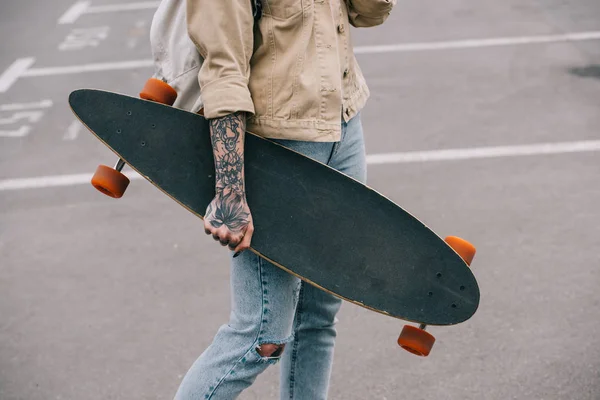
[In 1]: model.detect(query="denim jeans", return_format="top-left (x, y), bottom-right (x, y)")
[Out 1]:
top-left (174, 113), bottom-right (367, 400)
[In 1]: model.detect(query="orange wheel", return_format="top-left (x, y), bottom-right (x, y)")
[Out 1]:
top-left (445, 236), bottom-right (476, 266)
top-left (398, 325), bottom-right (435, 357)
top-left (139, 78), bottom-right (178, 105)
top-left (91, 165), bottom-right (130, 198)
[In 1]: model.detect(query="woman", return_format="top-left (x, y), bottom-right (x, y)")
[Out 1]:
top-left (163, 0), bottom-right (397, 398)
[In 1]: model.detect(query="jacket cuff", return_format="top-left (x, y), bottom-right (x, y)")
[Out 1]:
top-left (200, 75), bottom-right (255, 119)
top-left (348, 11), bottom-right (387, 27)
top-left (349, 0), bottom-right (394, 18)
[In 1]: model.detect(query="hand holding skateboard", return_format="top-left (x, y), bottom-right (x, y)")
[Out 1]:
top-left (204, 190), bottom-right (254, 254)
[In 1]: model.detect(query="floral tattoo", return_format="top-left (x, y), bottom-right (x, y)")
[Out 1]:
top-left (206, 191), bottom-right (249, 231)
top-left (207, 112), bottom-right (249, 233)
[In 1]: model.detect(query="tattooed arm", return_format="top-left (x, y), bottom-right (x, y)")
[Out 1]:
top-left (187, 0), bottom-right (254, 253)
top-left (204, 112), bottom-right (254, 254)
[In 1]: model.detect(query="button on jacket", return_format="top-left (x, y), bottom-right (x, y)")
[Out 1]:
top-left (187, 0), bottom-right (396, 141)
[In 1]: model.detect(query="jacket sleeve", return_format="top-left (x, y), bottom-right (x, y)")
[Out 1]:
top-left (345, 0), bottom-right (396, 28)
top-left (186, 0), bottom-right (255, 118)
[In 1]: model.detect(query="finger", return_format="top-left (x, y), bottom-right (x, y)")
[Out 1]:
top-left (227, 230), bottom-right (245, 250)
top-left (233, 223), bottom-right (254, 254)
top-left (228, 231), bottom-right (246, 250)
top-left (204, 218), bottom-right (213, 236)
top-left (214, 227), bottom-right (232, 246)
top-left (228, 238), bottom-right (241, 251)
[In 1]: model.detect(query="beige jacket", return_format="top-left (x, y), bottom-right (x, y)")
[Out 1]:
top-left (188, 0), bottom-right (395, 141)
top-left (151, 0), bottom-right (394, 141)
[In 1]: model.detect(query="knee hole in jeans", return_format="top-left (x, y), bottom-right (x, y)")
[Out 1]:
top-left (256, 343), bottom-right (286, 358)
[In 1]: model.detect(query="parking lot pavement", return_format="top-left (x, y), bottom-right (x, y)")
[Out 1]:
top-left (1, 1), bottom-right (599, 399)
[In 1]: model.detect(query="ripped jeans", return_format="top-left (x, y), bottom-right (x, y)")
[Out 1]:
top-left (174, 113), bottom-right (367, 400)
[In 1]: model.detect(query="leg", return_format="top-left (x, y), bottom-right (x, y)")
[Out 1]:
top-left (279, 283), bottom-right (342, 400)
top-left (279, 113), bottom-right (367, 399)
top-left (174, 251), bottom-right (301, 400)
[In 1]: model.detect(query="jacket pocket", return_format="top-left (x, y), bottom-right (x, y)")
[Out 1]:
top-left (251, 1), bottom-right (314, 120)
top-left (263, 0), bottom-right (305, 19)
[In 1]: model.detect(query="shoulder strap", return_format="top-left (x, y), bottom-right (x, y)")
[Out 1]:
top-left (252, 0), bottom-right (262, 22)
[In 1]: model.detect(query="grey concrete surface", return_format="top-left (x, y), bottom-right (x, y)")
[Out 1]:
top-left (1, 0), bottom-right (599, 399)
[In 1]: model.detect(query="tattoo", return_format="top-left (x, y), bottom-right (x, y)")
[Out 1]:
top-left (207, 112), bottom-right (249, 233)
top-left (209, 190), bottom-right (250, 231)
top-left (210, 113), bottom-right (245, 194)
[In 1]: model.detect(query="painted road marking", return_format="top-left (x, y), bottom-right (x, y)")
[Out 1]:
top-left (353, 31), bottom-right (600, 54)
top-left (0, 172), bottom-right (144, 191)
top-left (0, 58), bottom-right (154, 92)
top-left (58, 1), bottom-right (90, 24)
top-left (0, 58), bottom-right (35, 93)
top-left (87, 1), bottom-right (160, 13)
top-left (59, 1), bottom-right (160, 24)
top-left (0, 126), bottom-right (31, 138)
top-left (0, 111), bottom-right (45, 125)
top-left (0, 100), bottom-right (53, 111)
top-left (24, 59), bottom-right (155, 77)
top-left (63, 120), bottom-right (83, 141)
top-left (2, 31), bottom-right (600, 92)
top-left (1, 140), bottom-right (599, 191)
top-left (127, 20), bottom-right (148, 49)
top-left (366, 140), bottom-right (600, 164)
top-left (59, 26), bottom-right (111, 51)
top-left (0, 100), bottom-right (53, 138)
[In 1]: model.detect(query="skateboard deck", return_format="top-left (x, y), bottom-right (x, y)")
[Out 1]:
top-left (69, 89), bottom-right (480, 326)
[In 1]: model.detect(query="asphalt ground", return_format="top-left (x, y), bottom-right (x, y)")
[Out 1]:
top-left (1, 0), bottom-right (600, 399)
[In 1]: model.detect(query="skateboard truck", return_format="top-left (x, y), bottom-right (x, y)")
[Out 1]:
top-left (114, 158), bottom-right (126, 172)
top-left (90, 78), bottom-right (178, 198)
top-left (397, 236), bottom-right (476, 357)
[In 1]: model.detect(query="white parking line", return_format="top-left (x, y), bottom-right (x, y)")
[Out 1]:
top-left (0, 172), bottom-right (144, 191)
top-left (58, 1), bottom-right (91, 24)
top-left (365, 140), bottom-right (600, 164)
top-left (59, 1), bottom-right (160, 24)
top-left (63, 120), bottom-right (83, 141)
top-left (0, 58), bottom-right (35, 93)
top-left (0, 100), bottom-right (53, 111)
top-left (0, 59), bottom-right (154, 92)
top-left (2, 30), bottom-right (599, 93)
top-left (1, 140), bottom-right (599, 192)
top-left (353, 31), bottom-right (600, 54)
top-left (24, 59), bottom-right (155, 77)
top-left (88, 1), bottom-right (160, 13)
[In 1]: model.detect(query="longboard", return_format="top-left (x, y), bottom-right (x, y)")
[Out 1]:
top-left (69, 89), bottom-right (480, 329)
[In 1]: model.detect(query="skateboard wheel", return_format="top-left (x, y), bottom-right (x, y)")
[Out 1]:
top-left (139, 78), bottom-right (178, 105)
top-left (91, 165), bottom-right (130, 198)
top-left (445, 236), bottom-right (476, 266)
top-left (398, 325), bottom-right (435, 357)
